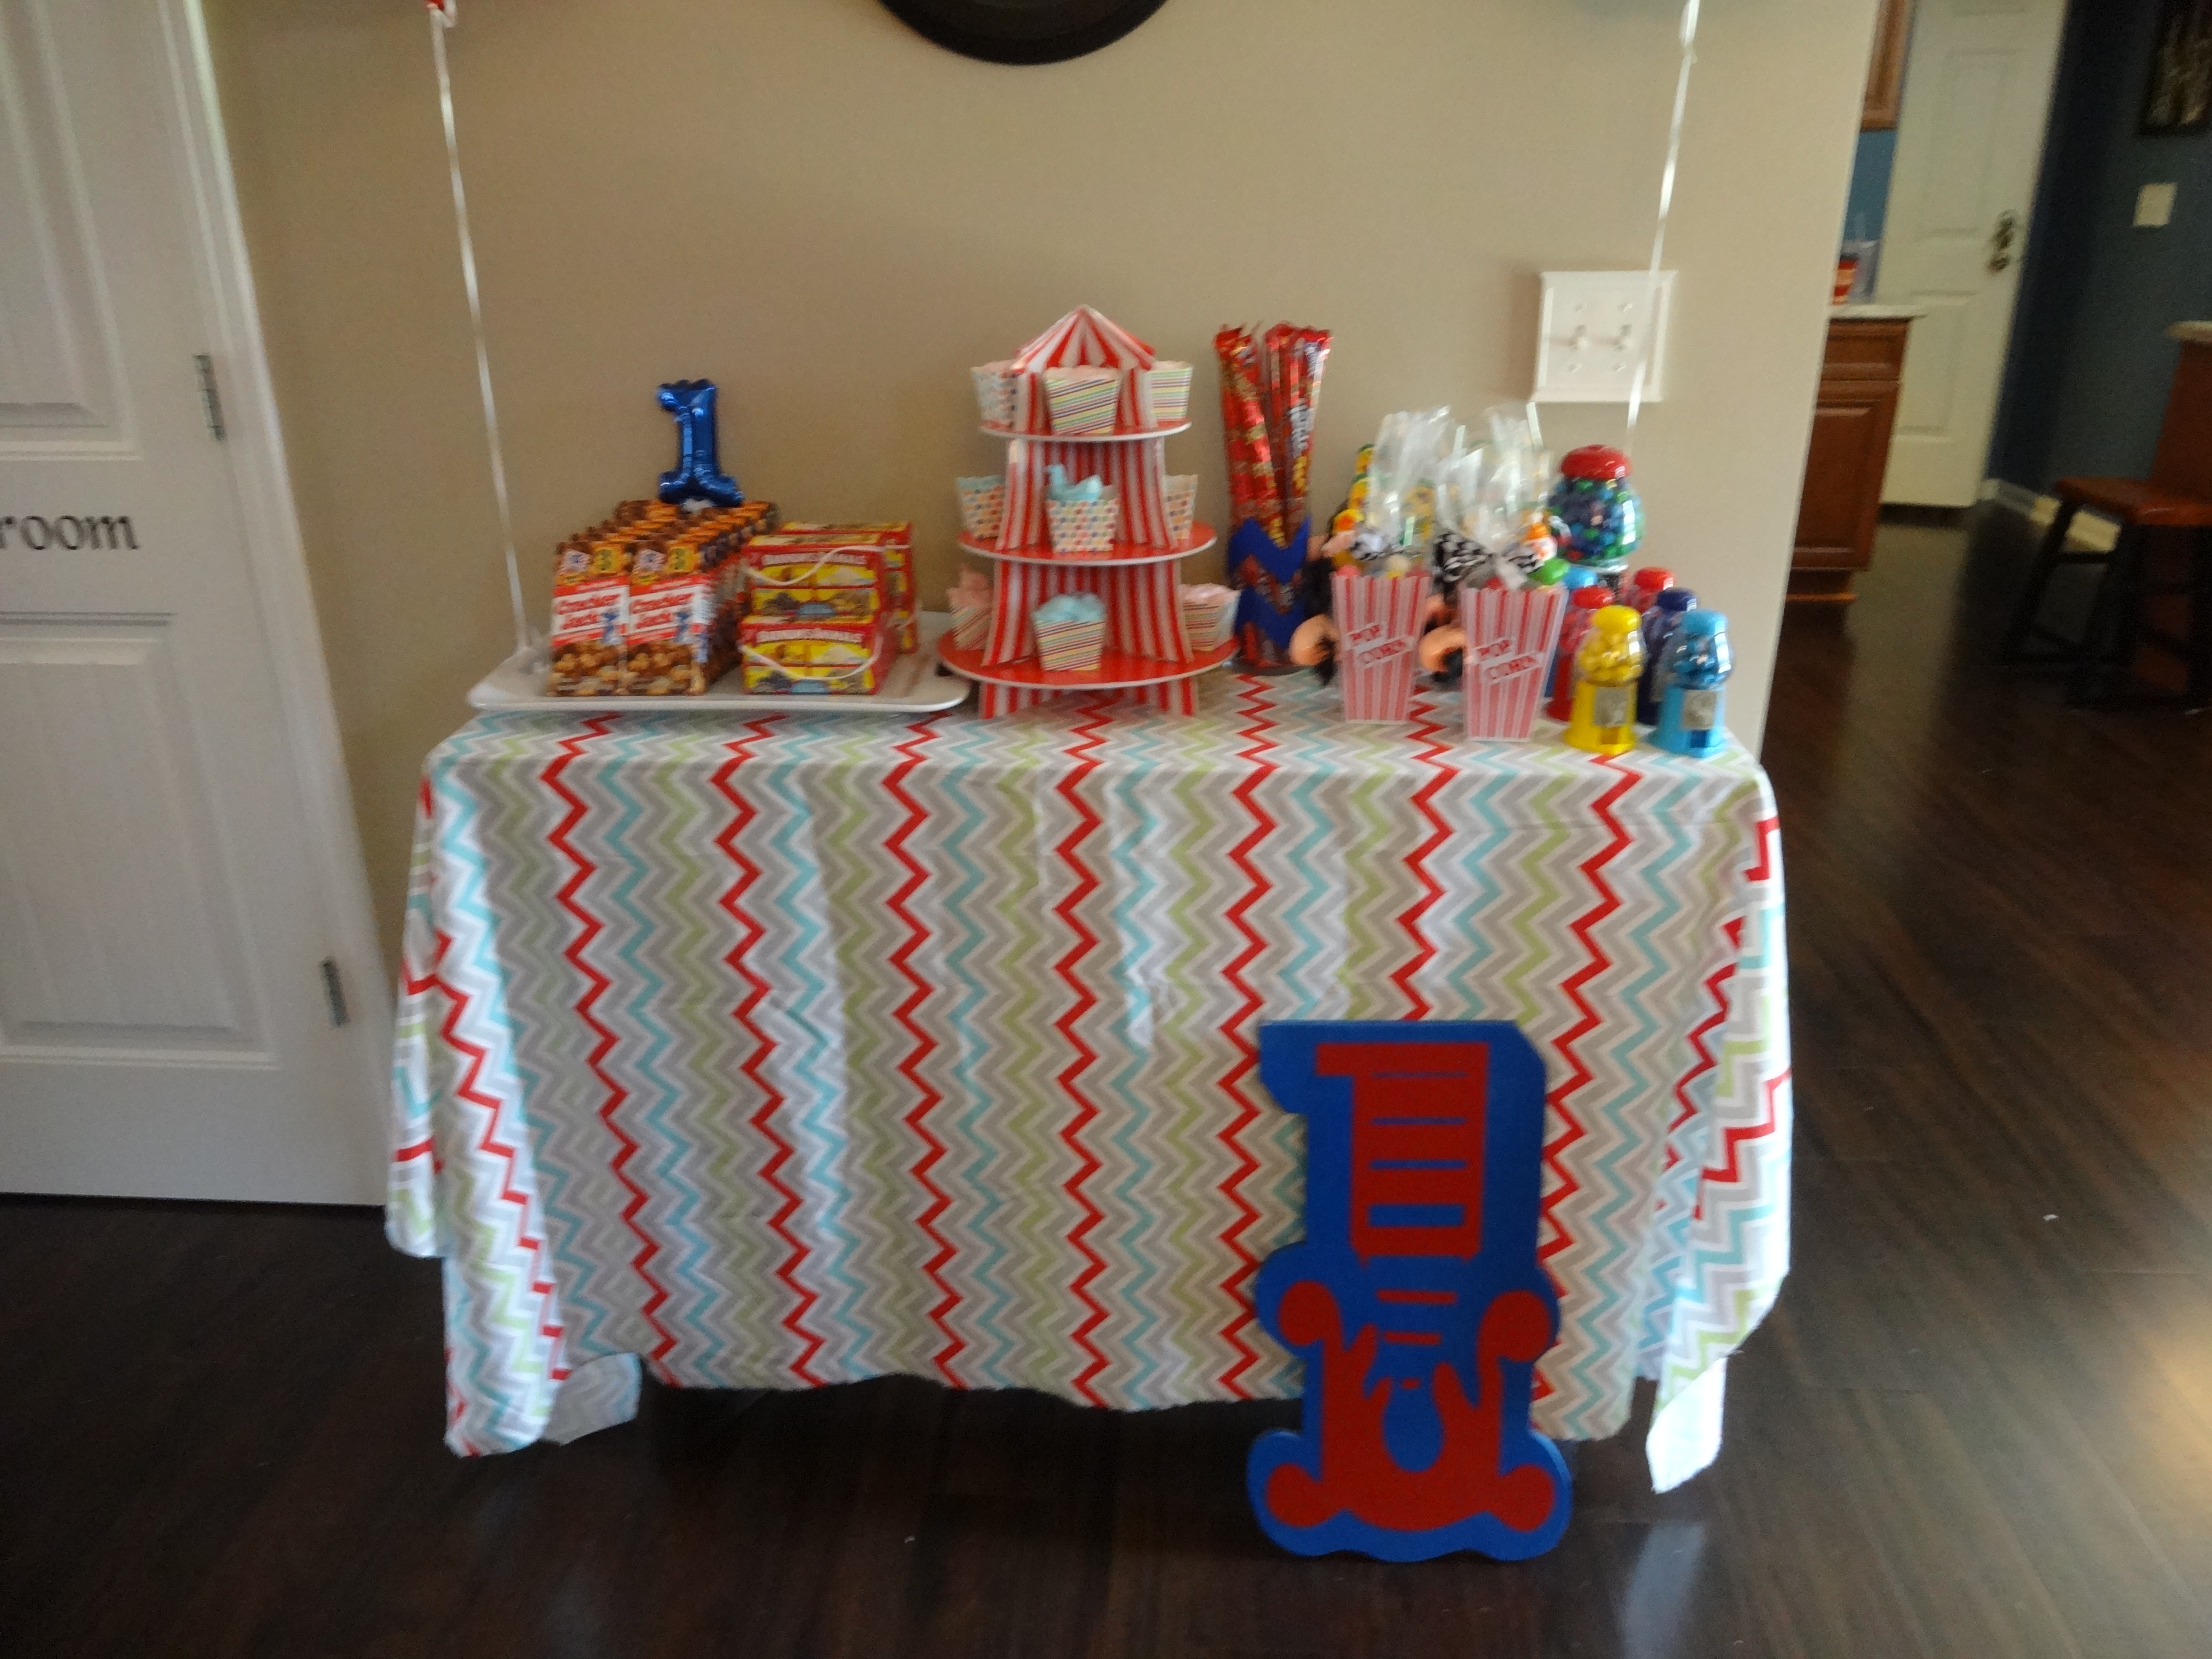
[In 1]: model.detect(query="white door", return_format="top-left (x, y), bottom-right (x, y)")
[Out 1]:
top-left (0, 0), bottom-right (385, 1201)
top-left (1877, 0), bottom-right (2069, 506)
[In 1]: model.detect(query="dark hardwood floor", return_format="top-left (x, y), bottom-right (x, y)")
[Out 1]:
top-left (9, 508), bottom-right (2212, 1657)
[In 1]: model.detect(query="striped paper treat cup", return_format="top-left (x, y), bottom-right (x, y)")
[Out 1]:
top-left (1332, 567), bottom-right (1429, 723)
top-left (1034, 618), bottom-right (1106, 674)
top-left (957, 478), bottom-right (1006, 540)
top-left (950, 596), bottom-right (992, 651)
top-left (1137, 362), bottom-right (1195, 428)
top-left (1043, 366), bottom-right (1123, 436)
top-left (1047, 493), bottom-right (1120, 555)
top-left (1181, 589), bottom-right (1235, 650)
top-left (1462, 584), bottom-right (1568, 740)
top-left (1164, 474), bottom-right (1198, 544)
top-left (971, 362), bottom-right (1017, 428)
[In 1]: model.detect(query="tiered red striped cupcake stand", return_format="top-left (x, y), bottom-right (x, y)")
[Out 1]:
top-left (937, 307), bottom-right (1235, 718)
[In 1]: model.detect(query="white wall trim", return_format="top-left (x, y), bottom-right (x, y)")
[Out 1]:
top-left (1981, 477), bottom-right (2120, 552)
top-left (160, 0), bottom-right (392, 1196)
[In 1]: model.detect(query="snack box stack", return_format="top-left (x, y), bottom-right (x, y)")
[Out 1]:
top-left (775, 522), bottom-right (917, 653)
top-left (627, 501), bottom-right (778, 694)
top-left (737, 526), bottom-right (895, 695)
top-left (547, 499), bottom-right (776, 696)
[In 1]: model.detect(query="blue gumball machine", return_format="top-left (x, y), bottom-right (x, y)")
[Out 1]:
top-left (1651, 611), bottom-right (1734, 756)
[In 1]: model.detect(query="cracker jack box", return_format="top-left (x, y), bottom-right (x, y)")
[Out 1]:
top-left (548, 536), bottom-right (632, 695)
top-left (742, 534), bottom-right (886, 624)
top-left (738, 614), bottom-right (890, 695)
top-left (625, 535), bottom-right (729, 696)
top-left (776, 522), bottom-right (915, 651)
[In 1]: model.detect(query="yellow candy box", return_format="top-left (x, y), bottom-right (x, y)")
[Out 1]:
top-left (738, 615), bottom-right (890, 695)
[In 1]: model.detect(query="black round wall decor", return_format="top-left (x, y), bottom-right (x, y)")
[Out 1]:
top-left (880, 0), bottom-right (1170, 65)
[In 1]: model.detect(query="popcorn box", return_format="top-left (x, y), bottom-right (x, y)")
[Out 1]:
top-left (739, 615), bottom-right (890, 695)
top-left (971, 362), bottom-right (1017, 429)
top-left (1043, 366), bottom-right (1122, 436)
top-left (1164, 474), bottom-right (1198, 544)
top-left (1034, 617), bottom-right (1106, 674)
top-left (775, 522), bottom-right (915, 652)
top-left (1047, 491), bottom-right (1120, 555)
top-left (1332, 567), bottom-right (1429, 722)
top-left (1179, 583), bottom-right (1236, 651)
top-left (1137, 361), bottom-right (1195, 428)
top-left (950, 600), bottom-right (990, 651)
top-left (548, 537), bottom-right (631, 695)
top-left (743, 534), bottom-right (884, 623)
top-left (957, 477), bottom-right (1006, 541)
top-left (1462, 584), bottom-right (1569, 740)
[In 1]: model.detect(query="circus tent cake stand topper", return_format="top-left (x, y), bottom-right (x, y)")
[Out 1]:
top-left (939, 305), bottom-right (1233, 718)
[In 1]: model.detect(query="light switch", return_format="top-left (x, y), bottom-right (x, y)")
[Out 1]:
top-left (2137, 183), bottom-right (2176, 228)
top-left (1533, 272), bottom-right (1675, 404)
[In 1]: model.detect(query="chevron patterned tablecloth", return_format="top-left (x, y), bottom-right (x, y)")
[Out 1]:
top-left (389, 674), bottom-right (1790, 1491)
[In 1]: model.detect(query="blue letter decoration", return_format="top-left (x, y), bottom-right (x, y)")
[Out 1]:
top-left (1248, 1022), bottom-right (1571, 1561)
top-left (656, 380), bottom-right (745, 507)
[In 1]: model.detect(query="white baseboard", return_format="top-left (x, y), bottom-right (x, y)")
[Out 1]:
top-left (1980, 478), bottom-right (2119, 552)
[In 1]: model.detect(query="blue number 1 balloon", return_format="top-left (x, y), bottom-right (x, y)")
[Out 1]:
top-left (657, 380), bottom-right (745, 507)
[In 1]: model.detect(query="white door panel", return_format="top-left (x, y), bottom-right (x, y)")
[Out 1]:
top-left (1878, 0), bottom-right (2067, 506)
top-left (0, 0), bottom-right (382, 1201)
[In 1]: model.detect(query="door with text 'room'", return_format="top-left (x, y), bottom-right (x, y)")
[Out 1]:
top-left (0, 0), bottom-right (382, 1200)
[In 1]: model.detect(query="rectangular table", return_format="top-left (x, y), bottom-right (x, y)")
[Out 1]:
top-left (390, 675), bottom-right (1790, 1491)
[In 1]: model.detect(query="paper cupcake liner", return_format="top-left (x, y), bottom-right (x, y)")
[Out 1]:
top-left (1047, 495), bottom-right (1121, 555)
top-left (1034, 619), bottom-right (1106, 674)
top-left (1462, 585), bottom-right (1568, 740)
top-left (957, 480), bottom-right (1006, 540)
top-left (1043, 367), bottom-right (1122, 436)
top-left (1333, 567), bottom-right (1429, 723)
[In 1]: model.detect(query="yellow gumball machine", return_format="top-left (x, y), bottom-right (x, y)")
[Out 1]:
top-left (1564, 605), bottom-right (1645, 755)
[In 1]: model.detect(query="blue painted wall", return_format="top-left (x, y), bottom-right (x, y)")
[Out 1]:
top-left (1844, 129), bottom-right (1898, 244)
top-left (1991, 0), bottom-right (2212, 489)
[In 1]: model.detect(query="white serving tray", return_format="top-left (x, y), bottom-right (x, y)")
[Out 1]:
top-left (468, 612), bottom-right (974, 716)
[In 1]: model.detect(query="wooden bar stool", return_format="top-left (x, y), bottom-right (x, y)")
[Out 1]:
top-left (2000, 332), bottom-right (2212, 708)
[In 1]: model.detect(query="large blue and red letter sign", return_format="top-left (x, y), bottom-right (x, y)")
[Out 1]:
top-left (1248, 1022), bottom-right (1570, 1561)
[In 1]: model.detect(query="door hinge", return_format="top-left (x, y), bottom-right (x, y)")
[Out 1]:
top-left (194, 353), bottom-right (227, 440)
top-left (320, 958), bottom-right (350, 1028)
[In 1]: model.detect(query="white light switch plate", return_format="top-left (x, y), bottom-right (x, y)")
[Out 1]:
top-left (1533, 271), bottom-right (1675, 404)
top-left (2137, 183), bottom-right (2176, 228)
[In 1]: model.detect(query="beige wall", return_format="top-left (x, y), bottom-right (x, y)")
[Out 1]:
top-left (208, 0), bottom-right (1877, 970)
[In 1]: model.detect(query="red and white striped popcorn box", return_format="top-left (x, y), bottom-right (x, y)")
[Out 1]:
top-left (1461, 584), bottom-right (1569, 740)
top-left (1332, 567), bottom-right (1429, 723)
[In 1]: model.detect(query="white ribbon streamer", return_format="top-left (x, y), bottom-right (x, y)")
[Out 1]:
top-left (429, 3), bottom-right (532, 654)
top-left (1626, 0), bottom-right (1700, 452)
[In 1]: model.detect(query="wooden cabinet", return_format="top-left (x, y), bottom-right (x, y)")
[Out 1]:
top-left (1790, 316), bottom-right (1912, 604)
